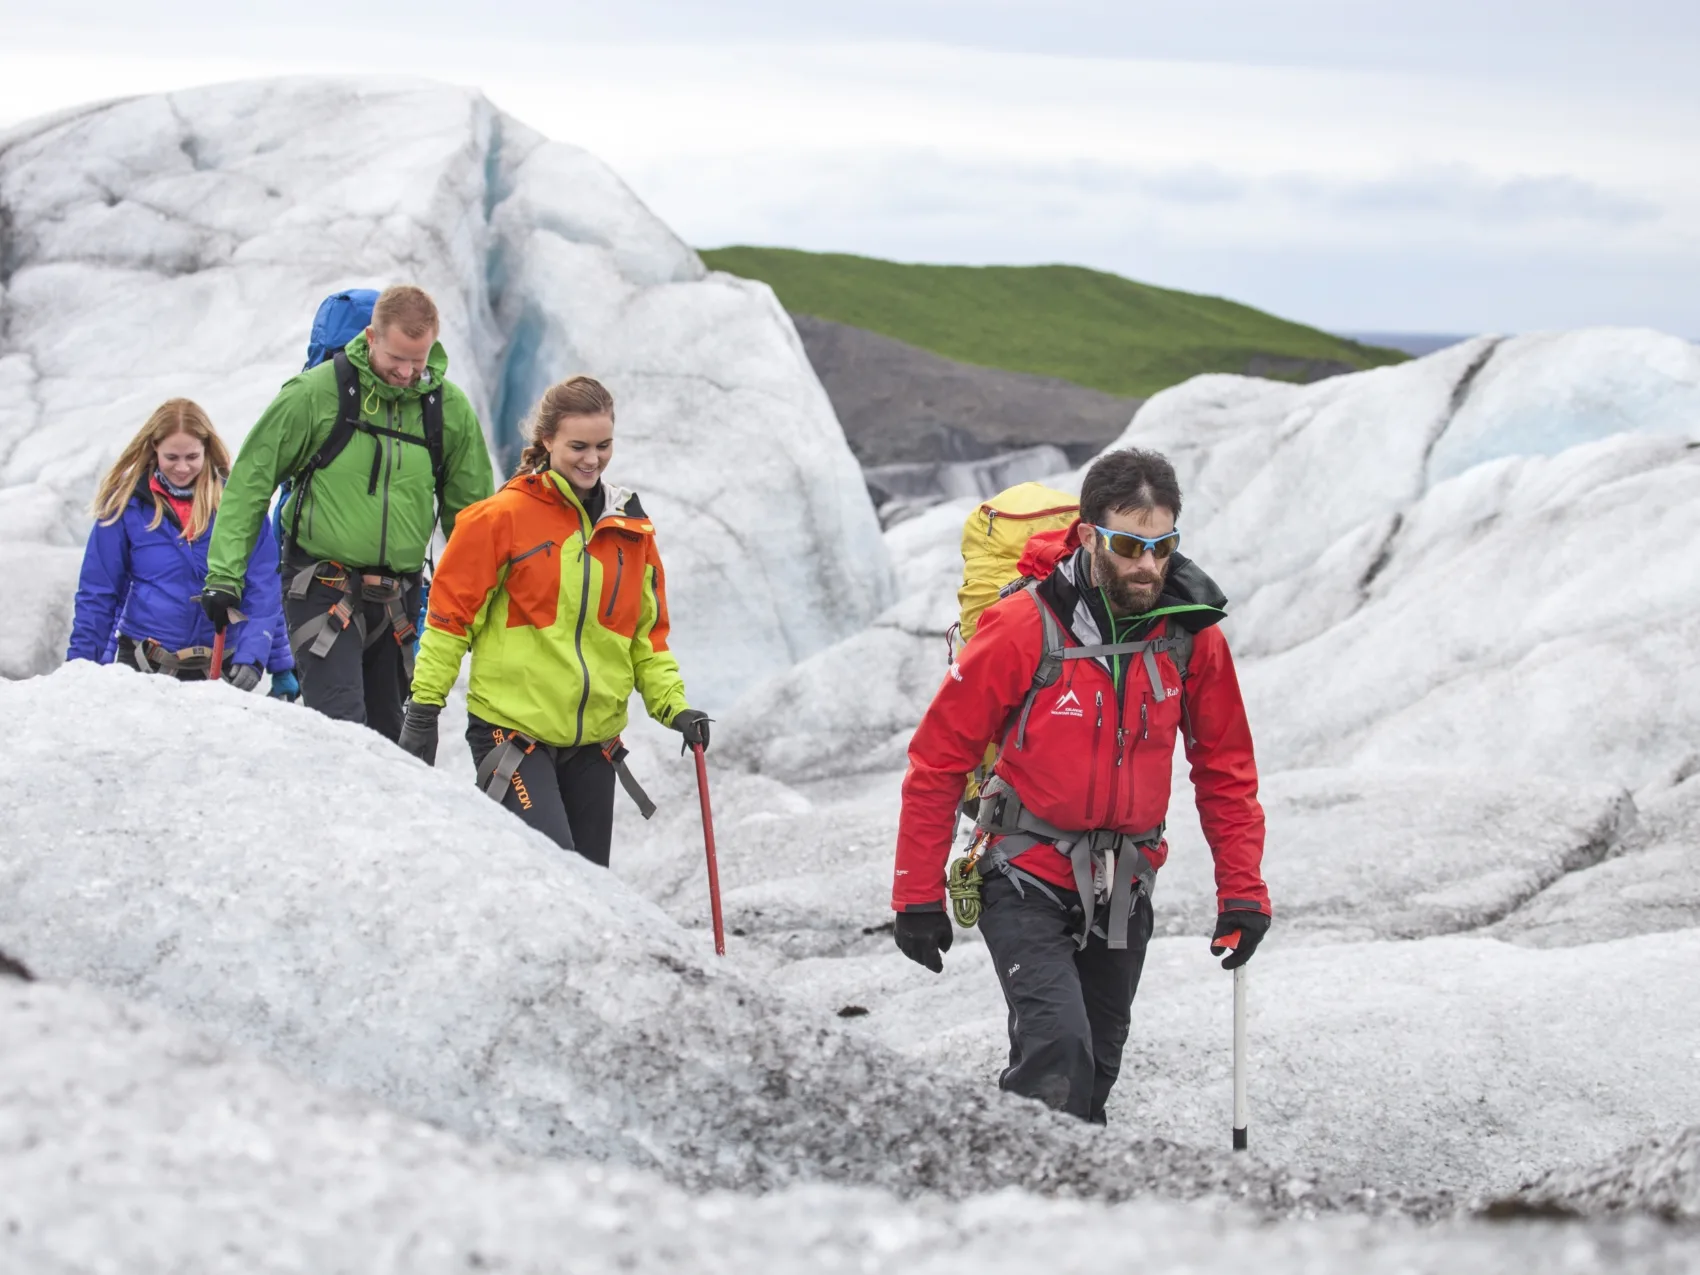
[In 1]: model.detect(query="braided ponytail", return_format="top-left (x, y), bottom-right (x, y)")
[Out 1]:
top-left (514, 376), bottom-right (616, 476)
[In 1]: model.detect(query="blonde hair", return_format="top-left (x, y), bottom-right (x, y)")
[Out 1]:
top-left (371, 285), bottom-right (440, 340)
top-left (515, 376), bottom-right (617, 476)
top-left (91, 399), bottom-right (230, 541)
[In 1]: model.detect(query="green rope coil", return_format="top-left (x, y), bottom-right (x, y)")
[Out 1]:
top-left (948, 855), bottom-right (983, 928)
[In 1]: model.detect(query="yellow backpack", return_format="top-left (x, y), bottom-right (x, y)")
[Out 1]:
top-left (950, 482), bottom-right (1079, 814)
top-left (954, 482), bottom-right (1079, 652)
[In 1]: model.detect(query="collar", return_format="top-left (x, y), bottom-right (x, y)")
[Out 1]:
top-left (152, 469), bottom-right (196, 500)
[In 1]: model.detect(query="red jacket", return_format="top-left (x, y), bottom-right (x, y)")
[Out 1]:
top-left (893, 532), bottom-right (1270, 918)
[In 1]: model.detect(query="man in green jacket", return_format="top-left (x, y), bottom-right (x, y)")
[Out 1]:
top-left (202, 285), bottom-right (495, 740)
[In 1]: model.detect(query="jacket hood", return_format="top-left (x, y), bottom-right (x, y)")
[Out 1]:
top-left (504, 470), bottom-right (645, 526)
top-left (1038, 545), bottom-right (1229, 665)
top-left (1158, 553), bottom-right (1229, 630)
top-left (343, 331), bottom-right (449, 402)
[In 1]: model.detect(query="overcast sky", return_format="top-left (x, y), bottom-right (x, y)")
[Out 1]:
top-left (3, 2), bottom-right (1696, 336)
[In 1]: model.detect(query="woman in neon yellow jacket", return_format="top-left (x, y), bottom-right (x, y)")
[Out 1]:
top-left (397, 376), bottom-right (709, 865)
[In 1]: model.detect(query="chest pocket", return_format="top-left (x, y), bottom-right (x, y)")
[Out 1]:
top-left (593, 532), bottom-right (646, 639)
top-left (504, 539), bottom-right (560, 630)
top-left (1137, 655), bottom-right (1186, 747)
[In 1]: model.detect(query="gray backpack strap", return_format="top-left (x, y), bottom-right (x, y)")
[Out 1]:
top-left (1013, 583), bottom-right (1067, 752)
top-left (1143, 645), bottom-right (1168, 702)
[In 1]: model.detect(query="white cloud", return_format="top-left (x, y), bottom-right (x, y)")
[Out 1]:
top-left (0, 21), bottom-right (1695, 334)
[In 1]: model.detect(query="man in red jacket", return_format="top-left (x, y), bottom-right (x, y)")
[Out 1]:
top-left (891, 448), bottom-right (1271, 1123)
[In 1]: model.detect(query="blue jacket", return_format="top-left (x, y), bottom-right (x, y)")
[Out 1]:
top-left (68, 481), bottom-right (289, 670)
top-left (265, 509), bottom-right (294, 674)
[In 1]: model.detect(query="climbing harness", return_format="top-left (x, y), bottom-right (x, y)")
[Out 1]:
top-left (972, 774), bottom-right (1163, 951)
top-left (287, 561), bottom-right (418, 675)
top-left (474, 726), bottom-right (658, 819)
top-left (601, 737), bottom-right (659, 819)
top-left (130, 638), bottom-right (216, 678)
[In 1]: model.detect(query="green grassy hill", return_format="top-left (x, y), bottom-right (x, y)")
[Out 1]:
top-left (699, 246), bottom-right (1405, 398)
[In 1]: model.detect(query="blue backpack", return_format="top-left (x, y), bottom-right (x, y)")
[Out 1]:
top-left (304, 289), bottom-right (381, 371)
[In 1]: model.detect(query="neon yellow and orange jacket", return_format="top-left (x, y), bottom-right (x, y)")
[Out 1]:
top-left (409, 469), bottom-right (690, 747)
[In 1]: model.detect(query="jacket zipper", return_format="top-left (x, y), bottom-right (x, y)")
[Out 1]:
top-left (377, 401), bottom-right (395, 568)
top-left (603, 546), bottom-right (625, 618)
top-left (571, 528), bottom-right (593, 745)
top-left (508, 540), bottom-right (556, 566)
top-left (1084, 690), bottom-right (1104, 825)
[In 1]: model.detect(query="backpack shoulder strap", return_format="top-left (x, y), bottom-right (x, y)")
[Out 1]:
top-left (420, 385), bottom-right (446, 509)
top-left (284, 355), bottom-right (449, 554)
top-left (287, 352), bottom-right (367, 549)
top-left (1009, 582), bottom-right (1067, 752)
top-left (307, 351), bottom-right (367, 474)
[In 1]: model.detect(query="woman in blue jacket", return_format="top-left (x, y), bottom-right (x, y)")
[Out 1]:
top-left (68, 398), bottom-right (289, 686)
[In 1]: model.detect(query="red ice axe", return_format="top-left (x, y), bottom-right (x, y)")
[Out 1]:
top-left (692, 742), bottom-right (726, 956)
top-left (208, 625), bottom-right (227, 684)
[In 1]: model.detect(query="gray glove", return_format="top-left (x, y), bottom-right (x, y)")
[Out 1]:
top-left (671, 707), bottom-right (712, 753)
top-left (398, 700), bottom-right (441, 766)
top-left (223, 662), bottom-right (263, 693)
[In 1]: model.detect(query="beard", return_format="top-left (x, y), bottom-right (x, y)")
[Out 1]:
top-left (1092, 542), bottom-right (1168, 616)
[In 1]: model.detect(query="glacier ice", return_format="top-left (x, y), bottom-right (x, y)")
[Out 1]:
top-left (3, 77), bottom-right (1700, 1270)
top-left (0, 78), bottom-right (893, 701)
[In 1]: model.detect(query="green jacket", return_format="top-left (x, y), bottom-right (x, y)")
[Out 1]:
top-left (205, 333), bottom-right (494, 591)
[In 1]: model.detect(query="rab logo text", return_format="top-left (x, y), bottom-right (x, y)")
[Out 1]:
top-left (948, 662), bottom-right (963, 683)
top-left (1050, 689), bottom-right (1084, 717)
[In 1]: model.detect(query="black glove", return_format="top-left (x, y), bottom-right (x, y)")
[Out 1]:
top-left (198, 584), bottom-right (243, 632)
top-left (671, 708), bottom-right (712, 753)
top-left (223, 663), bottom-right (263, 693)
top-left (1211, 910), bottom-right (1271, 970)
top-left (397, 700), bottom-right (441, 766)
top-left (894, 908), bottom-right (954, 973)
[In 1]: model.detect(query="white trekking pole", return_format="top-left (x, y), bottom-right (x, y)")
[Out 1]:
top-left (1212, 925), bottom-right (1250, 1151)
top-left (1233, 964), bottom-right (1248, 1151)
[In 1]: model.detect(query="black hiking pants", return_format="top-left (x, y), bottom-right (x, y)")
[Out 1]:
top-left (284, 558), bottom-right (420, 742)
top-left (977, 870), bottom-right (1155, 1123)
top-left (466, 715), bottom-right (617, 867)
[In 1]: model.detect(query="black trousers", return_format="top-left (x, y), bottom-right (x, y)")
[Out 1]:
top-left (466, 715), bottom-right (617, 867)
top-left (284, 560), bottom-right (420, 742)
top-left (977, 870), bottom-right (1155, 1123)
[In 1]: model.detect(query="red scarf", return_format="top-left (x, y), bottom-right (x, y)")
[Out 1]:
top-left (149, 474), bottom-right (196, 539)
